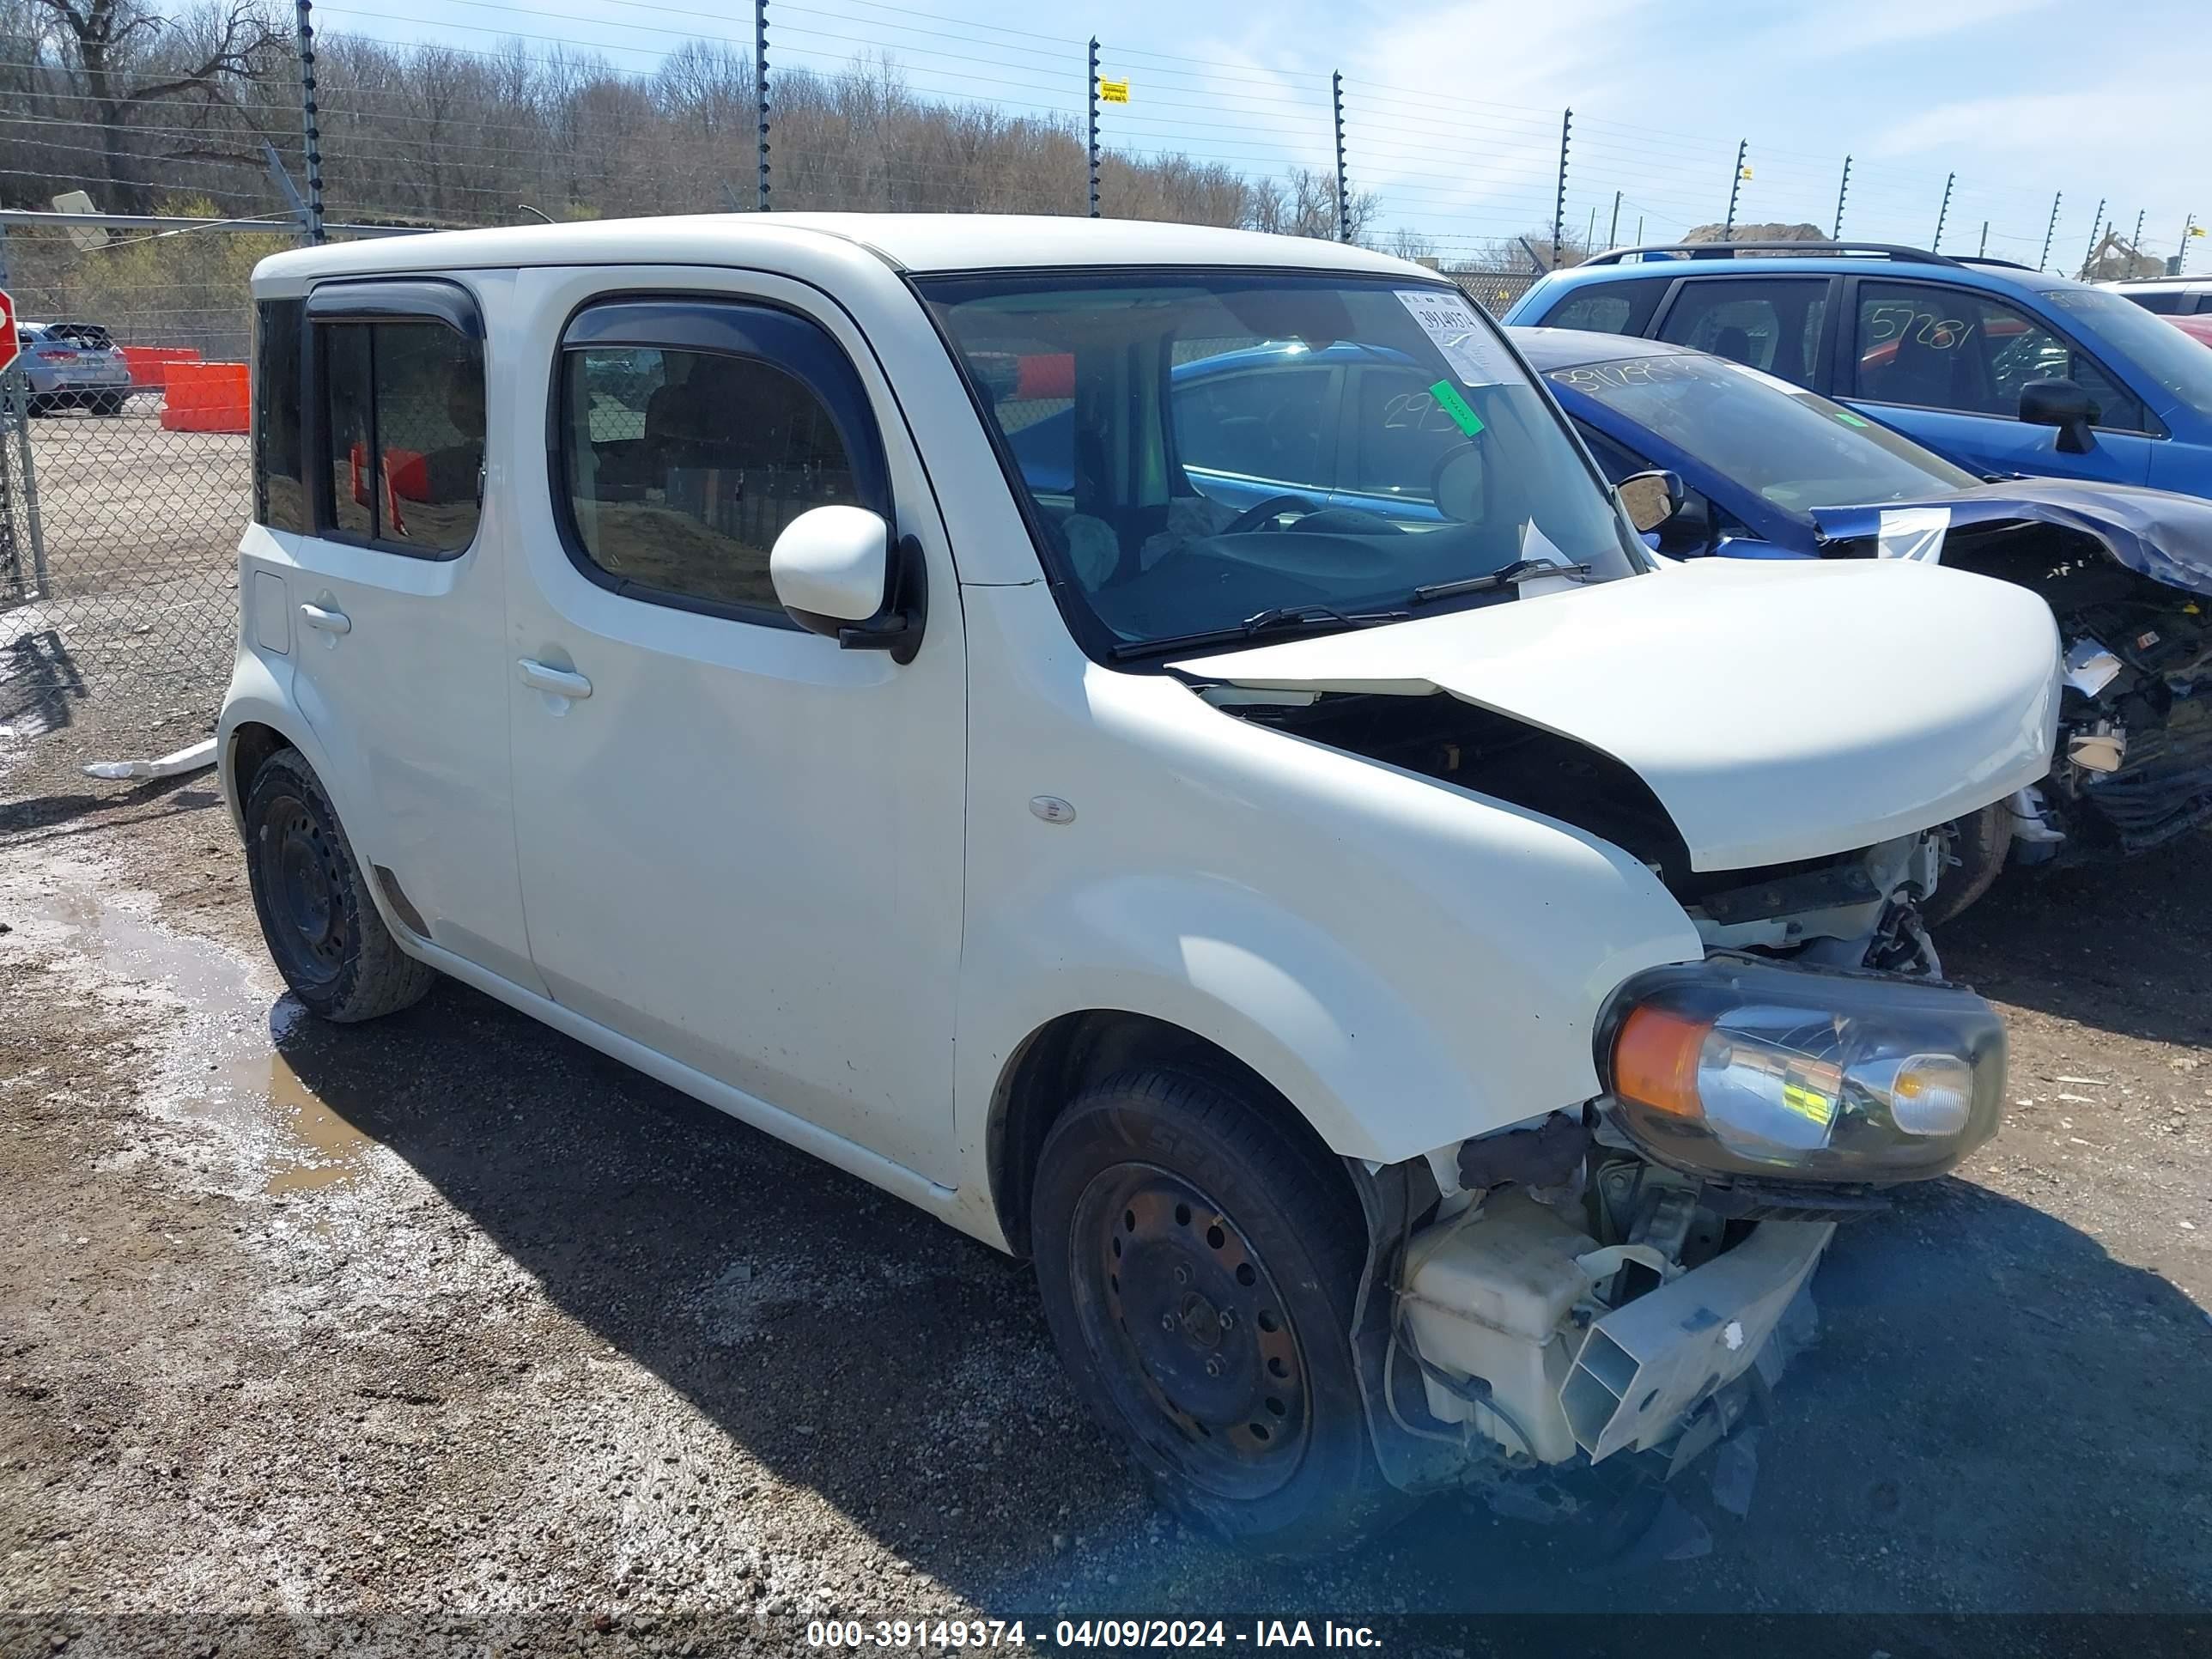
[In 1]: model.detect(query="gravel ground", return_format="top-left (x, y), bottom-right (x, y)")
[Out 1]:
top-left (3, 716), bottom-right (2210, 1658)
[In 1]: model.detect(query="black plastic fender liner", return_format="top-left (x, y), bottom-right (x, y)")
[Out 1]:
top-left (1344, 1157), bottom-right (1476, 1493)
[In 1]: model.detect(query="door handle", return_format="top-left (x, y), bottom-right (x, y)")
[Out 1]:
top-left (517, 658), bottom-right (592, 700)
top-left (299, 602), bottom-right (350, 635)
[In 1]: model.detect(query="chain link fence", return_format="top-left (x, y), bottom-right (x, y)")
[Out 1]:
top-left (0, 218), bottom-right (292, 763)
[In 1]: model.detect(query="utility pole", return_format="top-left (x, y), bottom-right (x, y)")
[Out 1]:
top-left (1584, 205), bottom-right (1595, 250)
top-left (292, 0), bottom-right (325, 242)
top-left (1932, 172), bottom-right (1954, 252)
top-left (1086, 39), bottom-right (1100, 218)
top-left (2131, 208), bottom-right (2146, 266)
top-left (2185, 214), bottom-right (2199, 275)
top-left (2080, 197), bottom-right (2106, 279)
top-left (754, 0), bottom-right (770, 211)
top-left (1979, 221), bottom-right (1989, 258)
top-left (1331, 71), bottom-right (1350, 244)
top-left (2039, 191), bottom-right (2061, 271)
top-left (1552, 108), bottom-right (1571, 267)
top-left (1723, 140), bottom-right (1747, 236)
top-left (1833, 155), bottom-right (1850, 240)
top-left (1607, 190), bottom-right (1621, 251)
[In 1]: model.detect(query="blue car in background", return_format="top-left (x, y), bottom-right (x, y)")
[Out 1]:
top-left (1500, 242), bottom-right (2212, 501)
top-left (1517, 324), bottom-right (2212, 915)
top-left (1002, 340), bottom-right (1471, 528)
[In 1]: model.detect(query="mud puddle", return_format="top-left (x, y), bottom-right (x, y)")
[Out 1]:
top-left (19, 864), bottom-right (379, 1195)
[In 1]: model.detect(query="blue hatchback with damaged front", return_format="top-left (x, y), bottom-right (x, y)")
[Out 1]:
top-left (1514, 323), bottom-right (2212, 918)
top-left (1500, 243), bottom-right (2212, 501)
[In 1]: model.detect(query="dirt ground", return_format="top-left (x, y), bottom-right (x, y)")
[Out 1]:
top-left (3, 709), bottom-right (2210, 1658)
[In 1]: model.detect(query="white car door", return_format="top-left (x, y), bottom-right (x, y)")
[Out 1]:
top-left (499, 270), bottom-right (968, 1185)
top-left (267, 278), bottom-right (541, 994)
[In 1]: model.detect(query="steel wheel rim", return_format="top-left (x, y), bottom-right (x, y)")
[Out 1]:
top-left (1069, 1163), bottom-right (1310, 1499)
top-left (257, 792), bottom-right (348, 987)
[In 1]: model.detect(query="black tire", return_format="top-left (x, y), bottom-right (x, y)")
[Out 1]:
top-left (26, 394), bottom-right (52, 416)
top-left (1924, 799), bottom-right (2009, 927)
top-left (1031, 1066), bottom-right (1412, 1554)
top-left (91, 392), bottom-right (125, 416)
top-left (241, 748), bottom-right (436, 1023)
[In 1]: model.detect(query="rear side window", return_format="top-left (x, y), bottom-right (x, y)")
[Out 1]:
top-left (1656, 278), bottom-right (1828, 386)
top-left (313, 312), bottom-right (484, 556)
top-left (1540, 281), bottom-right (1666, 337)
top-left (2126, 290), bottom-right (2186, 315)
top-left (1173, 365), bottom-right (1337, 487)
top-left (252, 299), bottom-right (306, 533)
top-left (1851, 282), bottom-right (2149, 432)
top-left (555, 300), bottom-right (889, 623)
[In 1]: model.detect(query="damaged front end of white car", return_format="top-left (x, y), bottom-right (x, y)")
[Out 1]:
top-left (1337, 950), bottom-right (2006, 1534)
top-left (1180, 556), bottom-right (2047, 1535)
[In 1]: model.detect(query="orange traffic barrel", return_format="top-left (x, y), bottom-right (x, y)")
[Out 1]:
top-left (121, 345), bottom-right (204, 389)
top-left (161, 362), bottom-right (249, 434)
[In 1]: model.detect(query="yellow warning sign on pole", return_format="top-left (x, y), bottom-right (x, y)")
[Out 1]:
top-left (1098, 77), bottom-right (1129, 104)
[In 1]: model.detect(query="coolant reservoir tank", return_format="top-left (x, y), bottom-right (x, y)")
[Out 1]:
top-left (1399, 1192), bottom-right (1600, 1464)
top-left (1405, 1191), bottom-right (1598, 1343)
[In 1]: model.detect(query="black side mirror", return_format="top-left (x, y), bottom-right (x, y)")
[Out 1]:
top-left (1616, 469), bottom-right (1684, 535)
top-left (2019, 379), bottom-right (2098, 455)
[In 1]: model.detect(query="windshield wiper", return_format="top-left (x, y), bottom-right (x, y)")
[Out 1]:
top-left (1407, 558), bottom-right (1593, 606)
top-left (1108, 604), bottom-right (1409, 663)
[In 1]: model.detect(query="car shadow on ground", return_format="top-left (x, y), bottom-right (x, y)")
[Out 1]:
top-left (270, 981), bottom-right (2212, 1616)
top-left (1940, 829), bottom-right (2212, 1050)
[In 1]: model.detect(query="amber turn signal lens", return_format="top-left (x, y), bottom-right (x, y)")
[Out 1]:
top-left (1612, 1005), bottom-right (1710, 1119)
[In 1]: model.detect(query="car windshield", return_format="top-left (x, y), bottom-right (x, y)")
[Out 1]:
top-left (2046, 287), bottom-right (2212, 419)
top-left (1547, 351), bottom-right (1978, 513)
top-left (917, 271), bottom-right (1645, 657)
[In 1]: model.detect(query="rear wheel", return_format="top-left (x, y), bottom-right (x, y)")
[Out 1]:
top-left (1030, 1066), bottom-right (1409, 1554)
top-left (90, 392), bottom-right (125, 416)
top-left (242, 748), bottom-right (436, 1022)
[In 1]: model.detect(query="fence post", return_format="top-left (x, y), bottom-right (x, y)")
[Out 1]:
top-left (0, 222), bottom-right (48, 600)
top-left (755, 0), bottom-right (770, 212)
top-left (2131, 208), bottom-right (2145, 263)
top-left (292, 0), bottom-right (326, 242)
top-left (1552, 108), bottom-right (1570, 267)
top-left (1979, 221), bottom-right (1989, 258)
top-left (1932, 172), bottom-right (1954, 252)
top-left (2080, 197), bottom-right (2105, 278)
top-left (1832, 155), bottom-right (1850, 240)
top-left (1331, 72), bottom-right (1350, 244)
top-left (2039, 191), bottom-right (2061, 271)
top-left (1723, 140), bottom-right (1747, 235)
top-left (1606, 190), bottom-right (1620, 251)
top-left (1086, 39), bottom-right (1100, 218)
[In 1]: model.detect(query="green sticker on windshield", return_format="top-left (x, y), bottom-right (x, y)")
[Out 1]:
top-left (1429, 378), bottom-right (1485, 437)
top-left (1832, 410), bottom-right (1872, 428)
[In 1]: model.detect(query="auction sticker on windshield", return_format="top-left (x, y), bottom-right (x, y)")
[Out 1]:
top-left (1397, 289), bottom-right (1516, 386)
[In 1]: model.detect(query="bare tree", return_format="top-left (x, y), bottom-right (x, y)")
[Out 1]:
top-left (27, 0), bottom-right (283, 210)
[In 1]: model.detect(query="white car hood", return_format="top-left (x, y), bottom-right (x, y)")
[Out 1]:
top-left (1177, 557), bottom-right (2061, 872)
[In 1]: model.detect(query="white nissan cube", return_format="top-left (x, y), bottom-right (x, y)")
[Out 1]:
top-left (222, 215), bottom-right (2059, 1552)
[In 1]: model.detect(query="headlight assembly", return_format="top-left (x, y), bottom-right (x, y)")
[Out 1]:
top-left (1596, 957), bottom-right (2007, 1183)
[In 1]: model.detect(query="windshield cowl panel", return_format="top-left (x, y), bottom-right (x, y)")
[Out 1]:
top-left (916, 269), bottom-right (1646, 664)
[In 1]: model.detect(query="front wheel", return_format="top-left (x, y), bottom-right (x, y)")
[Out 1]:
top-left (1030, 1066), bottom-right (1410, 1554)
top-left (1924, 799), bottom-right (2010, 926)
top-left (242, 748), bottom-right (437, 1022)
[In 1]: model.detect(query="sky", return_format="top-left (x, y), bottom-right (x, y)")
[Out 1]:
top-left (325, 0), bottom-right (2210, 270)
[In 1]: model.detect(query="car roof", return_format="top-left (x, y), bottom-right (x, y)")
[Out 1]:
top-left (252, 213), bottom-right (1434, 287)
top-left (1505, 326), bottom-right (1698, 373)
top-left (1532, 248), bottom-right (2082, 300)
